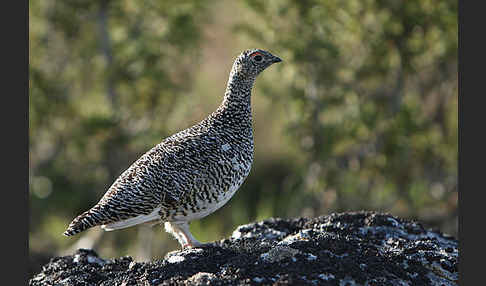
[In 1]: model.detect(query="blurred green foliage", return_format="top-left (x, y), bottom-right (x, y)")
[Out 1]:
top-left (29, 0), bottom-right (209, 268)
top-left (239, 0), bottom-right (457, 223)
top-left (29, 0), bottom-right (457, 275)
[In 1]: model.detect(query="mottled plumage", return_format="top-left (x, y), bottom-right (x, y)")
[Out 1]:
top-left (64, 49), bottom-right (282, 248)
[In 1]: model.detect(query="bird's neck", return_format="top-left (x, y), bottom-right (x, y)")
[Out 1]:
top-left (218, 71), bottom-right (255, 116)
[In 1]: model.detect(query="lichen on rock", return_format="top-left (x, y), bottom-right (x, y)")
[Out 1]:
top-left (29, 211), bottom-right (458, 285)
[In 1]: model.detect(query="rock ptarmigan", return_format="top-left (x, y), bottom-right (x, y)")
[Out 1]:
top-left (64, 49), bottom-right (282, 249)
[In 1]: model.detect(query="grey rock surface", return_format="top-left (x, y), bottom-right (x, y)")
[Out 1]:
top-left (29, 211), bottom-right (458, 285)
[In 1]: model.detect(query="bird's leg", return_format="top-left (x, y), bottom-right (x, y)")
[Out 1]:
top-left (165, 221), bottom-right (203, 249)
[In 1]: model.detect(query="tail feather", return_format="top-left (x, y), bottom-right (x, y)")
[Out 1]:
top-left (64, 205), bottom-right (163, 236)
top-left (63, 208), bottom-right (108, 236)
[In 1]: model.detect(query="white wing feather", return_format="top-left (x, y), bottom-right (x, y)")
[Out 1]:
top-left (101, 207), bottom-right (162, 231)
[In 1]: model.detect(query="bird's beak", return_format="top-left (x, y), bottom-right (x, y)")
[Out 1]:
top-left (272, 56), bottom-right (282, 63)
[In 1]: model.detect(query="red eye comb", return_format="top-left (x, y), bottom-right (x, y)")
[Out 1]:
top-left (250, 51), bottom-right (263, 57)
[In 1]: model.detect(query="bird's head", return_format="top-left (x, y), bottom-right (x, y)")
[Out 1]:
top-left (230, 49), bottom-right (282, 80)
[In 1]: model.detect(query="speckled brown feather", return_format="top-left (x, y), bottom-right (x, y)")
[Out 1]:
top-left (64, 49), bottom-right (282, 239)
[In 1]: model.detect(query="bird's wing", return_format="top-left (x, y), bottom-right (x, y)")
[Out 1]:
top-left (64, 125), bottom-right (218, 236)
top-left (95, 126), bottom-right (218, 216)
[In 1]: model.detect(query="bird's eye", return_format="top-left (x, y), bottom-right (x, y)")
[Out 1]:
top-left (250, 52), bottom-right (264, 62)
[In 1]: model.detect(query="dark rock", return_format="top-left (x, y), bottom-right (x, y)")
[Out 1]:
top-left (29, 211), bottom-right (458, 285)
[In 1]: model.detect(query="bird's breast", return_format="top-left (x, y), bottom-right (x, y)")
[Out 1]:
top-left (167, 138), bottom-right (253, 222)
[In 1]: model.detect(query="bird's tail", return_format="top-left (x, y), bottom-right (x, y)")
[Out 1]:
top-left (63, 206), bottom-right (108, 236)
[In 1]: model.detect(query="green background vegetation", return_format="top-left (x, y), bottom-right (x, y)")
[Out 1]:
top-left (29, 0), bottom-right (457, 276)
